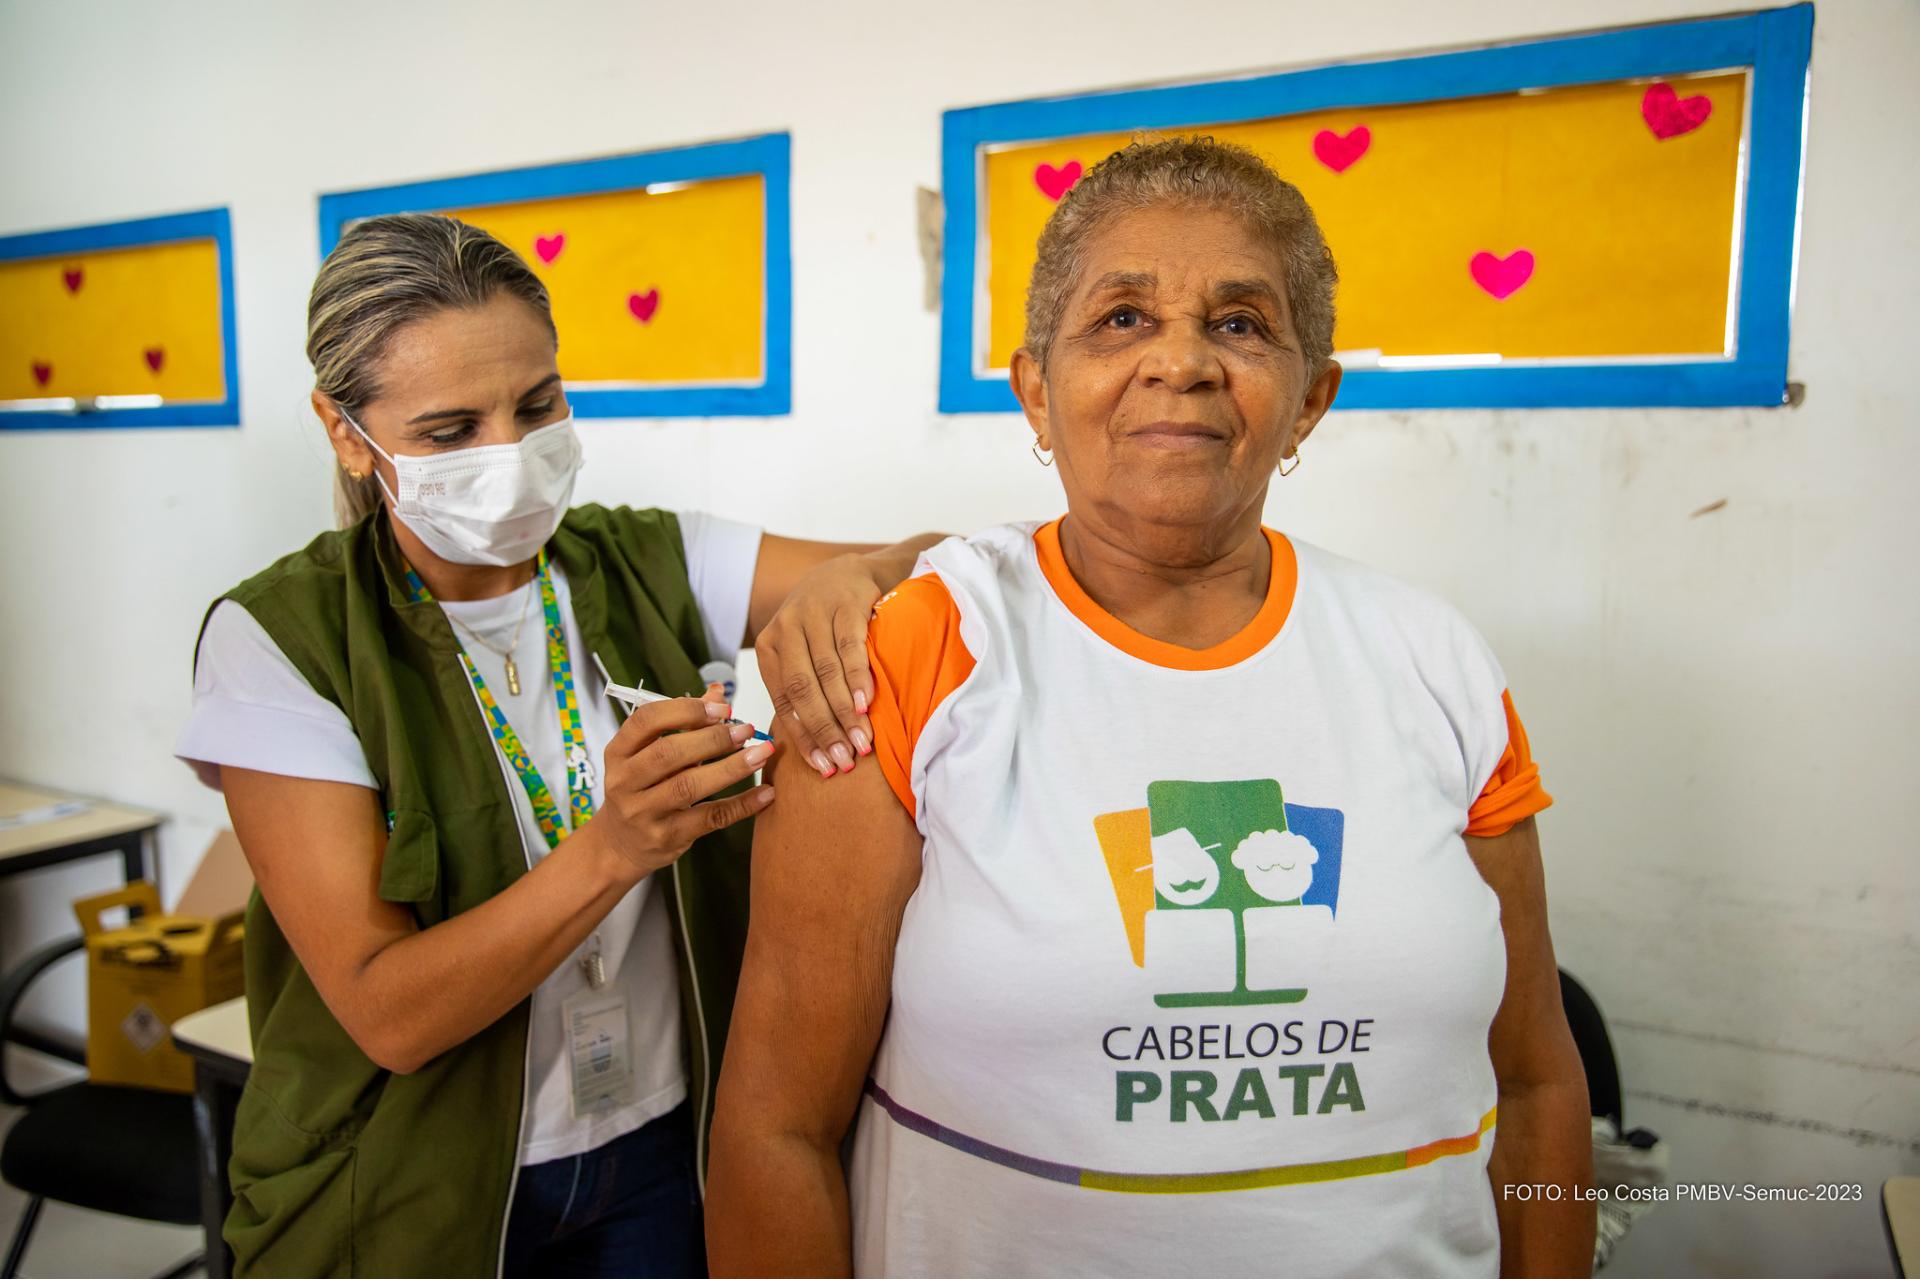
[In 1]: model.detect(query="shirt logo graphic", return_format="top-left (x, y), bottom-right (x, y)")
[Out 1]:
top-left (1093, 779), bottom-right (1345, 1008)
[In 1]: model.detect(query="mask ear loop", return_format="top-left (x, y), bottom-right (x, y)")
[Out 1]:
top-left (337, 406), bottom-right (403, 508)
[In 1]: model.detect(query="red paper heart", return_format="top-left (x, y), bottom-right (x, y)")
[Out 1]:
top-left (145, 346), bottom-right (166, 373)
top-left (62, 267), bottom-right (83, 293)
top-left (535, 233), bottom-right (565, 264)
top-left (31, 361), bottom-right (52, 387)
top-left (1641, 83), bottom-right (1712, 139)
top-left (1034, 161), bottom-right (1083, 201)
top-left (1470, 250), bottom-right (1535, 300)
top-left (627, 289), bottom-right (660, 323)
top-left (1312, 126), bottom-right (1371, 173)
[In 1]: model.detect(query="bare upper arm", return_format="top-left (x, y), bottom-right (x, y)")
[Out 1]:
top-left (1465, 816), bottom-right (1580, 1092)
top-left (715, 736), bottom-right (923, 1144)
top-left (219, 766), bottom-right (419, 1023)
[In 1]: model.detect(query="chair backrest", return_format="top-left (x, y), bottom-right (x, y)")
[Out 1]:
top-left (1559, 968), bottom-right (1623, 1128)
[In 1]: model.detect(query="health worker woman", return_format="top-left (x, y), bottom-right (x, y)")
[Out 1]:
top-left (174, 213), bottom-right (936, 1278)
top-left (709, 139), bottom-right (1595, 1277)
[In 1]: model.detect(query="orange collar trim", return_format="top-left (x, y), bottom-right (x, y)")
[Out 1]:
top-left (1032, 518), bottom-right (1296, 671)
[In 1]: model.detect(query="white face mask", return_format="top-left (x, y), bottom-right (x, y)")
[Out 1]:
top-left (343, 409), bottom-right (583, 567)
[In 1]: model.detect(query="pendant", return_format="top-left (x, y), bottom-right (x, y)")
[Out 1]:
top-left (568, 744), bottom-right (597, 793)
top-left (505, 656), bottom-right (521, 697)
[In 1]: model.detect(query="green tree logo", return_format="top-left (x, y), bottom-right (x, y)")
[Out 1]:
top-left (1147, 779), bottom-right (1311, 1008)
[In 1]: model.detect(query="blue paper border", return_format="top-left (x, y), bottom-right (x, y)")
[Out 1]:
top-left (317, 133), bottom-right (792, 418)
top-left (939, 5), bottom-right (1813, 413)
top-left (0, 207), bottom-right (240, 431)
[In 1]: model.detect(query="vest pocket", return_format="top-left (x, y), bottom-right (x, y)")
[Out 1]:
top-left (377, 809), bottom-right (441, 909)
top-left (227, 1073), bottom-right (361, 1277)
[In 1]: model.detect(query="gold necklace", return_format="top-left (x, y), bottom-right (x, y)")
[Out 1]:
top-left (446, 583), bottom-right (535, 695)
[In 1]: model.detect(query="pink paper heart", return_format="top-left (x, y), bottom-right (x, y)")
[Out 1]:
top-left (62, 267), bottom-right (83, 293)
top-left (145, 346), bottom-right (165, 373)
top-left (1470, 250), bottom-right (1535, 300)
top-left (1641, 83), bottom-right (1712, 139)
top-left (535, 233), bottom-right (565, 264)
top-left (1312, 126), bottom-right (1371, 173)
top-left (627, 289), bottom-right (660, 323)
top-left (31, 361), bottom-right (52, 387)
top-left (1034, 160), bottom-right (1083, 201)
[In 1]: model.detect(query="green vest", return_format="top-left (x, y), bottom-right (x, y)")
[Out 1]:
top-left (202, 505), bottom-right (752, 1277)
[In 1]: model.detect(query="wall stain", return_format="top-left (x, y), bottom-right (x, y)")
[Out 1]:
top-left (1627, 1088), bottom-right (1920, 1153)
top-left (1612, 1017), bottom-right (1920, 1079)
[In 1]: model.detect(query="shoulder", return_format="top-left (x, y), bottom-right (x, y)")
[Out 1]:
top-left (560, 503), bottom-right (686, 561)
top-left (212, 520), bottom-right (380, 679)
top-left (870, 519), bottom-right (1045, 666)
top-left (870, 573), bottom-right (962, 649)
top-left (194, 599), bottom-right (316, 697)
top-left (223, 521), bottom-right (364, 610)
top-left (868, 572), bottom-right (974, 701)
top-left (1294, 539), bottom-right (1497, 656)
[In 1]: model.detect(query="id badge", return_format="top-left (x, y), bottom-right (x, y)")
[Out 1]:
top-left (563, 986), bottom-right (635, 1118)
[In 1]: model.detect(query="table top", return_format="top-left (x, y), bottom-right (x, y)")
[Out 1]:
top-left (171, 996), bottom-right (253, 1067)
top-left (0, 780), bottom-right (161, 862)
top-left (1887, 1177), bottom-right (1920, 1274)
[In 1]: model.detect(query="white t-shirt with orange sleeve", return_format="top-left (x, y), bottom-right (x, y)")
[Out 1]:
top-left (852, 518), bottom-right (1550, 1279)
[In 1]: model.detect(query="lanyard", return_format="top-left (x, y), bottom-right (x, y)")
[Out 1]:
top-left (403, 551), bottom-right (594, 850)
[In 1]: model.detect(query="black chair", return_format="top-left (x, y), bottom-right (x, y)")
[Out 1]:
top-left (0, 934), bottom-right (203, 1279)
top-left (1559, 967), bottom-right (1623, 1128)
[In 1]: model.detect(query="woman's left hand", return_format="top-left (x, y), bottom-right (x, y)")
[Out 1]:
top-left (753, 550), bottom-right (889, 778)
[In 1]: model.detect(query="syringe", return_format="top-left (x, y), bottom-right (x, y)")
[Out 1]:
top-left (601, 677), bottom-right (773, 744)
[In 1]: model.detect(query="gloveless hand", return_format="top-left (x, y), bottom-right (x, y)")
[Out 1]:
top-left (592, 684), bottom-right (773, 878)
top-left (753, 552), bottom-right (886, 778)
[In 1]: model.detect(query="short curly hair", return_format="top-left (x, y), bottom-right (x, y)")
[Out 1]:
top-left (1022, 136), bottom-right (1339, 372)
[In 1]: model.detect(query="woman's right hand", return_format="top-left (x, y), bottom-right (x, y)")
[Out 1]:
top-left (595, 684), bottom-right (774, 879)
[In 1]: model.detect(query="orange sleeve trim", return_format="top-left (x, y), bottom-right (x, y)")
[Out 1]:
top-left (867, 574), bottom-right (977, 820)
top-left (1032, 518), bottom-right (1296, 671)
top-left (1466, 689), bottom-right (1553, 838)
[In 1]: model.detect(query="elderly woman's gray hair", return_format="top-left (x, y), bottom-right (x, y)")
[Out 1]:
top-left (1022, 136), bottom-right (1340, 373)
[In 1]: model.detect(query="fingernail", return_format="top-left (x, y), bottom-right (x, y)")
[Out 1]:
top-left (757, 786), bottom-right (776, 806)
top-left (730, 723), bottom-right (752, 743)
top-left (850, 726), bottom-right (872, 756)
top-left (810, 750), bottom-right (833, 776)
top-left (854, 689), bottom-right (868, 715)
top-left (830, 744), bottom-right (855, 770)
top-left (744, 743), bottom-right (774, 767)
top-left (706, 702), bottom-right (729, 720)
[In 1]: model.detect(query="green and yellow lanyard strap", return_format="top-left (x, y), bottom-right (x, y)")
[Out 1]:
top-left (402, 550), bottom-right (593, 850)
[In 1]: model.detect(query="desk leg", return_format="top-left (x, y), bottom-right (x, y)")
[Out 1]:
top-left (121, 830), bottom-right (150, 887)
top-left (191, 1064), bottom-right (239, 1279)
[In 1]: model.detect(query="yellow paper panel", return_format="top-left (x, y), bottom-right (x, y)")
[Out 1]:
top-left (983, 72), bottom-right (1746, 368)
top-left (450, 175), bottom-right (764, 386)
top-left (0, 239), bottom-right (225, 402)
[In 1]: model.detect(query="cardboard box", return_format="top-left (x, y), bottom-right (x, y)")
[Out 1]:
top-left (74, 864), bottom-right (246, 1093)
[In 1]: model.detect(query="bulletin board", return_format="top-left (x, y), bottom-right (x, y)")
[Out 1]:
top-left (318, 133), bottom-right (791, 417)
top-left (0, 208), bottom-right (239, 430)
top-left (940, 5), bottom-right (1813, 412)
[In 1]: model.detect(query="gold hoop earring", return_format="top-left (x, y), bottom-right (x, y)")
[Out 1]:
top-left (1031, 442), bottom-right (1054, 468)
top-left (343, 463), bottom-right (366, 482)
top-left (1278, 448), bottom-right (1302, 477)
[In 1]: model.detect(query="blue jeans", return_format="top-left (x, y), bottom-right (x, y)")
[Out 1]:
top-left (502, 1102), bottom-right (706, 1278)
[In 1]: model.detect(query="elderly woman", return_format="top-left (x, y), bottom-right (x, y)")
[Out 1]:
top-left (707, 139), bottom-right (1594, 1276)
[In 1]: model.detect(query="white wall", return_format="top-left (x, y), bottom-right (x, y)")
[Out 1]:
top-left (2, 1), bottom-right (1913, 1273)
